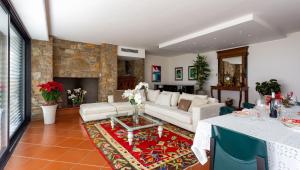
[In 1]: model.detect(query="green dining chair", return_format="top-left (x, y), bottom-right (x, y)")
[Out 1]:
top-left (210, 125), bottom-right (268, 170)
top-left (219, 106), bottom-right (235, 116)
top-left (243, 102), bottom-right (256, 109)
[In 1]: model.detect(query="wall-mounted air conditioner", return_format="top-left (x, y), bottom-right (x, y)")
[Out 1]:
top-left (117, 46), bottom-right (145, 59)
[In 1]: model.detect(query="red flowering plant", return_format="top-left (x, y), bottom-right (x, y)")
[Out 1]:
top-left (37, 81), bottom-right (63, 105)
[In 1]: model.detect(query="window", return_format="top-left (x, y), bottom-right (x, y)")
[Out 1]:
top-left (0, 3), bottom-right (9, 157)
top-left (0, 2), bottom-right (30, 167)
top-left (9, 25), bottom-right (25, 137)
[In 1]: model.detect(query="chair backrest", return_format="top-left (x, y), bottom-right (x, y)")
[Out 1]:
top-left (210, 125), bottom-right (268, 170)
top-left (243, 102), bottom-right (256, 109)
top-left (219, 106), bottom-right (235, 115)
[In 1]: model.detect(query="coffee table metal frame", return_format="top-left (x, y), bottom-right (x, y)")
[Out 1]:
top-left (108, 113), bottom-right (163, 145)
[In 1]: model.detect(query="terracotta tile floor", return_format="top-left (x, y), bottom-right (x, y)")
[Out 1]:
top-left (5, 110), bottom-right (209, 170)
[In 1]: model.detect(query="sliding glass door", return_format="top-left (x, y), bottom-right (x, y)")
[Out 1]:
top-left (0, 1), bottom-right (30, 167)
top-left (0, 4), bottom-right (9, 157)
top-left (9, 25), bottom-right (25, 137)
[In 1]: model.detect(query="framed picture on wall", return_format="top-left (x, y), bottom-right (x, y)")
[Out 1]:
top-left (175, 67), bottom-right (183, 81)
top-left (188, 66), bottom-right (197, 80)
top-left (152, 65), bottom-right (161, 82)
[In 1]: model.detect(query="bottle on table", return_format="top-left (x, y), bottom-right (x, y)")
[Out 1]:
top-left (270, 91), bottom-right (278, 118)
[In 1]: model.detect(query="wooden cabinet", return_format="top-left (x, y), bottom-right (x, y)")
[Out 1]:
top-left (118, 76), bottom-right (136, 90)
top-left (154, 84), bottom-right (194, 94)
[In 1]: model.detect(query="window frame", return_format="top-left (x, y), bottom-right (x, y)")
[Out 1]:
top-left (0, 0), bottom-right (31, 168)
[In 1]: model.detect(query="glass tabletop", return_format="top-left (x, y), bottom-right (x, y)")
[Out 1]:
top-left (109, 113), bottom-right (163, 131)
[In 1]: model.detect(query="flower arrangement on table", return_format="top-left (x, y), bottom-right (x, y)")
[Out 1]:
top-left (282, 91), bottom-right (298, 108)
top-left (37, 81), bottom-right (63, 105)
top-left (122, 82), bottom-right (149, 122)
top-left (122, 82), bottom-right (149, 107)
top-left (67, 88), bottom-right (87, 107)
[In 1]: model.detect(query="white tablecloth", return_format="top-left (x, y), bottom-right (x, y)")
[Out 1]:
top-left (192, 114), bottom-right (300, 170)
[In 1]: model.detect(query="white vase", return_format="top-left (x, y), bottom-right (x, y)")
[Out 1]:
top-left (41, 104), bottom-right (58, 125)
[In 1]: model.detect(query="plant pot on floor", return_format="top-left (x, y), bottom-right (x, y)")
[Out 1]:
top-left (41, 104), bottom-right (58, 125)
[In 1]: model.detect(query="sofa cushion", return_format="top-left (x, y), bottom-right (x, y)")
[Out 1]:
top-left (146, 103), bottom-right (192, 124)
top-left (147, 89), bottom-right (160, 102)
top-left (188, 97), bottom-right (208, 113)
top-left (178, 99), bottom-right (192, 112)
top-left (80, 103), bottom-right (116, 115)
top-left (139, 89), bottom-right (147, 102)
top-left (208, 97), bottom-right (218, 104)
top-left (110, 102), bottom-right (133, 112)
top-left (113, 90), bottom-right (127, 102)
top-left (162, 91), bottom-right (180, 107)
top-left (155, 93), bottom-right (172, 106)
top-left (178, 93), bottom-right (208, 104)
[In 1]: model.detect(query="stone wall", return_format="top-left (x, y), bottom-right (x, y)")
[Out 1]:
top-left (117, 59), bottom-right (145, 84)
top-left (31, 37), bottom-right (53, 119)
top-left (31, 38), bottom-right (118, 118)
top-left (132, 59), bottom-right (145, 83)
top-left (53, 39), bottom-right (101, 78)
top-left (99, 44), bottom-right (118, 101)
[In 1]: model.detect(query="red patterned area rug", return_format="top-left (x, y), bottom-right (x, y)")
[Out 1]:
top-left (83, 117), bottom-right (198, 170)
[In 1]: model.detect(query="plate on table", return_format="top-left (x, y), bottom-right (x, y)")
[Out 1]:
top-left (281, 118), bottom-right (300, 131)
top-left (232, 111), bottom-right (250, 117)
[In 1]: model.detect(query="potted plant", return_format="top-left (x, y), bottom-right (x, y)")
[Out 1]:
top-left (67, 88), bottom-right (87, 107)
top-left (255, 79), bottom-right (281, 105)
top-left (193, 54), bottom-right (211, 94)
top-left (255, 79), bottom-right (281, 96)
top-left (37, 81), bottom-right (63, 124)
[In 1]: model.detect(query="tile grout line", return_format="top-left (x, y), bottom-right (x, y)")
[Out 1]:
top-left (13, 155), bottom-right (108, 168)
top-left (18, 141), bottom-right (94, 151)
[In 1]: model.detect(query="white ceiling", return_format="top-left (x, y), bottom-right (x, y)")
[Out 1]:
top-left (10, 0), bottom-right (48, 41)
top-left (11, 0), bottom-right (300, 56)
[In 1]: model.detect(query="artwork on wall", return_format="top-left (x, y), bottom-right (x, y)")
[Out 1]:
top-left (188, 66), bottom-right (197, 80)
top-left (175, 67), bottom-right (183, 81)
top-left (152, 65), bottom-right (161, 82)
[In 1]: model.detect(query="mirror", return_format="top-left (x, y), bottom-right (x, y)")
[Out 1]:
top-left (222, 56), bottom-right (242, 87)
top-left (217, 47), bottom-right (248, 88)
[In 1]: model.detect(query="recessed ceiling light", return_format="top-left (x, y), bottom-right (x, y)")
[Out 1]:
top-left (214, 37), bottom-right (217, 40)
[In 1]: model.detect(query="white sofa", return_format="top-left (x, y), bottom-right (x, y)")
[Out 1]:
top-left (80, 90), bottom-right (224, 132)
top-left (144, 91), bottom-right (224, 132)
top-left (80, 96), bottom-right (134, 121)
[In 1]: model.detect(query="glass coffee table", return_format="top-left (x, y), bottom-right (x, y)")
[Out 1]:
top-left (109, 113), bottom-right (163, 145)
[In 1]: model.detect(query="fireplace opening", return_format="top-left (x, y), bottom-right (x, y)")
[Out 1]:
top-left (54, 77), bottom-right (98, 108)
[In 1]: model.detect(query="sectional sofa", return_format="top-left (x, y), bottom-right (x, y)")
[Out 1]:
top-left (80, 90), bottom-right (224, 132)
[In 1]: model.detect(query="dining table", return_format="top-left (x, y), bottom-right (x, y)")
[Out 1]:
top-left (192, 106), bottom-right (300, 170)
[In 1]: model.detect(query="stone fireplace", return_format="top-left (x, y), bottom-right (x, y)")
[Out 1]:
top-left (53, 77), bottom-right (98, 108)
top-left (31, 37), bottom-right (118, 119)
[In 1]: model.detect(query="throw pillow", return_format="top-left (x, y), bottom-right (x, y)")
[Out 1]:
top-left (188, 97), bottom-right (209, 113)
top-left (113, 90), bottom-right (127, 102)
top-left (162, 91), bottom-right (180, 106)
top-left (178, 99), bottom-right (192, 112)
top-left (178, 93), bottom-right (208, 104)
top-left (155, 93), bottom-right (172, 106)
top-left (147, 89), bottom-right (160, 102)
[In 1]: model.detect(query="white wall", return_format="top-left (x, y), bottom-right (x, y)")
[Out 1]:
top-left (145, 32), bottom-right (300, 104)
